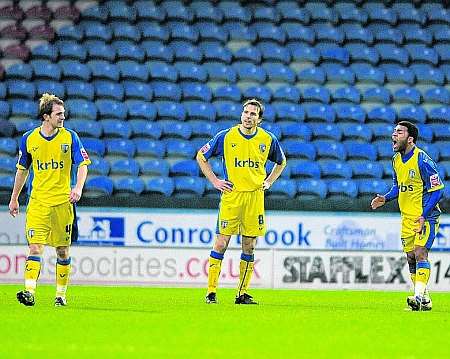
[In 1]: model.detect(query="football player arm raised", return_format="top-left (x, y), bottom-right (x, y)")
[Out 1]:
top-left (8, 168), bottom-right (29, 217)
top-left (196, 151), bottom-right (233, 193)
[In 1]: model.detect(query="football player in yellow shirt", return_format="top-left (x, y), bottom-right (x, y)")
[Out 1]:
top-left (9, 93), bottom-right (91, 307)
top-left (371, 121), bottom-right (444, 311)
top-left (197, 99), bottom-right (286, 304)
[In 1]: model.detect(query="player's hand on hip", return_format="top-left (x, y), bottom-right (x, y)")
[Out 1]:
top-left (213, 178), bottom-right (233, 193)
top-left (262, 180), bottom-right (271, 190)
top-left (370, 194), bottom-right (385, 209)
top-left (69, 188), bottom-right (82, 203)
top-left (413, 216), bottom-right (425, 234)
top-left (8, 198), bottom-right (19, 217)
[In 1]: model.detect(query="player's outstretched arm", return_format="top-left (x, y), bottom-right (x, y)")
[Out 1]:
top-left (70, 164), bottom-right (88, 203)
top-left (370, 194), bottom-right (386, 210)
top-left (8, 169), bottom-right (29, 217)
top-left (196, 151), bottom-right (233, 192)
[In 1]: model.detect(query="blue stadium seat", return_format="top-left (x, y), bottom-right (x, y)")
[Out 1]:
top-left (218, 2), bottom-right (251, 23)
top-left (0, 121), bottom-right (15, 137)
top-left (310, 123), bottom-right (341, 141)
top-left (266, 179), bottom-right (297, 199)
top-left (263, 63), bottom-right (296, 83)
top-left (107, 2), bottom-right (136, 21)
top-left (134, 1), bottom-right (166, 22)
top-left (254, 23), bottom-right (287, 45)
top-left (123, 81), bottom-right (152, 101)
top-left (289, 160), bottom-right (320, 179)
top-left (32, 43), bottom-right (58, 61)
top-left (204, 63), bottom-right (237, 83)
top-left (161, 1), bottom-right (193, 22)
top-left (259, 42), bottom-right (290, 64)
top-left (170, 159), bottom-right (199, 177)
top-left (303, 87), bottom-right (331, 104)
top-left (156, 101), bottom-right (186, 121)
top-left (141, 159), bottom-right (169, 177)
top-left (314, 25), bottom-right (343, 44)
top-left (200, 42), bottom-right (232, 64)
top-left (5, 63), bottom-right (33, 80)
top-left (367, 106), bottom-right (397, 124)
top-left (420, 143), bottom-right (440, 161)
top-left (129, 120), bottom-right (162, 139)
top-left (57, 41), bottom-right (87, 61)
top-left (262, 104), bottom-right (275, 122)
top-left (110, 158), bottom-right (140, 176)
top-left (277, 4), bottom-right (310, 24)
top-left (60, 60), bottom-right (91, 81)
top-left (376, 44), bottom-right (409, 65)
top-left (101, 119), bottom-right (132, 138)
top-left (369, 124), bottom-right (394, 141)
top-left (289, 45), bottom-right (320, 65)
top-left (84, 176), bottom-right (113, 196)
top-left (135, 139), bottom-right (165, 158)
top-left (393, 87), bottom-right (421, 105)
top-left (30, 60), bottom-right (61, 81)
top-left (184, 101), bottom-right (216, 121)
top-left (190, 120), bottom-right (218, 139)
top-left (273, 86), bottom-right (301, 103)
top-left (215, 101), bottom-right (241, 121)
top-left (320, 47), bottom-right (350, 65)
top-left (15, 120), bottom-right (40, 135)
top-left (402, 26), bottom-right (432, 45)
top-left (141, 40), bottom-right (173, 62)
top-left (196, 22), bottom-right (227, 43)
top-left (430, 124), bottom-right (450, 142)
top-left (161, 120), bottom-right (192, 139)
top-left (233, 62), bottom-right (267, 83)
top-left (351, 162), bottom-right (383, 179)
top-left (105, 139), bottom-right (136, 157)
top-left (87, 60), bottom-right (120, 81)
top-left (297, 67), bottom-right (326, 85)
top-left (315, 141), bottom-right (346, 161)
top-left (66, 119), bottom-right (101, 138)
top-left (64, 81), bottom-right (93, 100)
top-left (398, 106), bottom-right (427, 124)
top-left (327, 179), bottom-right (358, 198)
top-left (191, 2), bottom-right (223, 23)
top-left (381, 64), bottom-right (415, 85)
top-left (0, 84), bottom-right (5, 99)
top-left (428, 107), bottom-right (450, 124)
top-left (435, 45), bottom-right (450, 63)
top-left (260, 122), bottom-right (282, 139)
top-left (223, 22), bottom-right (257, 42)
top-left (118, 61), bottom-right (149, 82)
top-left (363, 87), bottom-right (391, 104)
top-left (279, 122), bottom-right (312, 141)
top-left (82, 138), bottom-right (105, 157)
top-left (35, 80), bottom-right (62, 98)
top-left (252, 6), bottom-right (280, 23)
top-left (10, 99), bottom-right (38, 118)
top-left (423, 87), bottom-right (450, 105)
top-left (345, 44), bottom-right (379, 65)
top-left (373, 27), bottom-right (403, 45)
top-left (282, 140), bottom-right (316, 160)
top-left (94, 80), bottom-right (124, 101)
top-left (146, 177), bottom-right (175, 196)
top-left (182, 83), bottom-right (212, 102)
top-left (170, 41), bottom-right (202, 63)
top-left (297, 179), bottom-right (327, 199)
top-left (83, 21), bottom-right (112, 42)
top-left (375, 140), bottom-right (394, 160)
top-left (96, 99), bottom-right (127, 119)
top-left (344, 142), bottom-right (377, 161)
top-left (417, 124), bottom-right (433, 143)
top-left (83, 5), bottom-right (108, 22)
top-left (364, 4), bottom-right (397, 25)
top-left (405, 44), bottom-right (438, 66)
top-left (410, 64), bottom-right (445, 86)
top-left (173, 177), bottom-right (205, 197)
top-left (111, 22), bottom-right (140, 42)
top-left (85, 40), bottom-right (116, 62)
top-left (306, 3), bottom-right (338, 23)
top-left (282, 24), bottom-right (314, 44)
top-left (114, 177), bottom-right (145, 195)
top-left (148, 62), bottom-right (178, 83)
top-left (127, 100), bottom-right (157, 120)
top-left (333, 87), bottom-right (361, 104)
top-left (7, 80), bottom-right (35, 99)
top-left (320, 161), bottom-right (352, 179)
top-left (0, 138), bottom-right (17, 156)
top-left (152, 82), bottom-right (181, 102)
top-left (139, 22), bottom-right (169, 42)
top-left (341, 24), bottom-right (372, 44)
top-left (304, 104), bottom-right (335, 123)
top-left (243, 86), bottom-right (272, 103)
top-left (165, 139), bottom-right (196, 158)
top-left (322, 63), bottom-right (355, 85)
top-left (351, 64), bottom-right (384, 85)
top-left (233, 46), bottom-right (262, 64)
top-left (357, 179), bottom-right (389, 197)
top-left (214, 85), bottom-right (241, 102)
top-left (112, 40), bottom-right (145, 62)
top-left (273, 102), bottom-right (305, 122)
top-left (88, 157), bottom-right (110, 176)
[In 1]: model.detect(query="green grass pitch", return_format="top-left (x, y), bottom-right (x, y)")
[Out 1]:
top-left (1, 285), bottom-right (450, 359)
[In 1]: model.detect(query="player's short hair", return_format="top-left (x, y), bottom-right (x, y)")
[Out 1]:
top-left (243, 98), bottom-right (264, 120)
top-left (38, 93), bottom-right (64, 120)
top-left (397, 120), bottom-right (419, 143)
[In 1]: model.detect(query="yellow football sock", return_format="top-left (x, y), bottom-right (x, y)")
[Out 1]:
top-left (24, 256), bottom-right (41, 294)
top-left (414, 261), bottom-right (430, 298)
top-left (207, 251), bottom-right (223, 294)
top-left (237, 253), bottom-right (254, 297)
top-left (56, 258), bottom-right (71, 298)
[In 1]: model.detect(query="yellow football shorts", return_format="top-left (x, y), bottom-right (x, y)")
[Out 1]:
top-left (401, 216), bottom-right (439, 253)
top-left (26, 198), bottom-right (74, 247)
top-left (217, 189), bottom-right (265, 237)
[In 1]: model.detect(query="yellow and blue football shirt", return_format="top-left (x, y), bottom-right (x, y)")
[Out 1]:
top-left (390, 146), bottom-right (444, 221)
top-left (198, 125), bottom-right (285, 191)
top-left (17, 127), bottom-right (91, 206)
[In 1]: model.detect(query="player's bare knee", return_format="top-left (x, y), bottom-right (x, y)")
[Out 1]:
top-left (242, 236), bottom-right (256, 255)
top-left (213, 236), bottom-right (229, 253)
top-left (414, 247), bottom-right (428, 262)
top-left (56, 246), bottom-right (70, 260)
top-left (28, 244), bottom-right (43, 256)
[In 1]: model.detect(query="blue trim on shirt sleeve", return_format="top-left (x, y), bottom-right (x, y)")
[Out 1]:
top-left (17, 130), bottom-right (33, 169)
top-left (422, 189), bottom-right (442, 218)
top-left (418, 151), bottom-right (443, 192)
top-left (267, 132), bottom-right (285, 165)
top-left (68, 129), bottom-right (85, 166)
top-left (203, 129), bottom-right (228, 160)
top-left (384, 169), bottom-right (399, 201)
